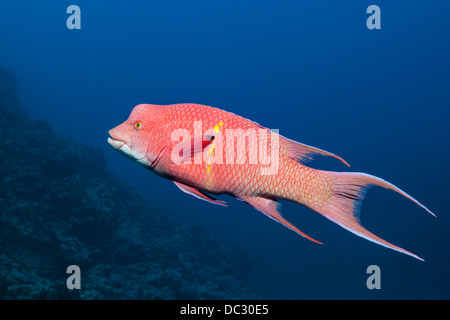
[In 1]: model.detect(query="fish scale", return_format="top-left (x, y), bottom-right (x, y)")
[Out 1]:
top-left (162, 104), bottom-right (280, 195)
top-left (108, 103), bottom-right (435, 261)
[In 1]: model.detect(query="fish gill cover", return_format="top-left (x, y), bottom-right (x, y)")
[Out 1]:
top-left (0, 67), bottom-right (258, 299)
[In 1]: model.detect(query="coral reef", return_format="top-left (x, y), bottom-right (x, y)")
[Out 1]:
top-left (0, 68), bottom-right (258, 299)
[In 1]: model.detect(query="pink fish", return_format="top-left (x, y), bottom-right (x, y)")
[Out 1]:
top-left (108, 103), bottom-right (435, 261)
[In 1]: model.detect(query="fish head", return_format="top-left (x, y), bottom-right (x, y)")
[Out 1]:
top-left (108, 104), bottom-right (167, 167)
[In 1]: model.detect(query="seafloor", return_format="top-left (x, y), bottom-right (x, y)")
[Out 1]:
top-left (0, 67), bottom-right (259, 299)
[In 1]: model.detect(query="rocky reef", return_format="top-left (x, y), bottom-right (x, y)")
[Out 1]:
top-left (0, 68), bottom-right (258, 299)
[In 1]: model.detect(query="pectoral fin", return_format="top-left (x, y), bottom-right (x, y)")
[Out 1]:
top-left (172, 134), bottom-right (215, 165)
top-left (173, 181), bottom-right (228, 207)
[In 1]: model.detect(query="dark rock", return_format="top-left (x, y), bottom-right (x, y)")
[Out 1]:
top-left (0, 67), bottom-right (259, 299)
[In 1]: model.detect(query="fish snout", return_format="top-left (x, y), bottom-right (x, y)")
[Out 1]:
top-left (107, 124), bottom-right (148, 163)
top-left (108, 127), bottom-right (127, 150)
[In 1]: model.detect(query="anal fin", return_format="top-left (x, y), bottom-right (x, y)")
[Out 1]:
top-left (242, 196), bottom-right (322, 244)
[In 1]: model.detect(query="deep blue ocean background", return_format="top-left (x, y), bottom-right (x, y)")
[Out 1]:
top-left (1, 0), bottom-right (449, 299)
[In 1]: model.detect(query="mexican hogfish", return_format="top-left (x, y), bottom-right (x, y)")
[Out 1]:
top-left (108, 103), bottom-right (435, 261)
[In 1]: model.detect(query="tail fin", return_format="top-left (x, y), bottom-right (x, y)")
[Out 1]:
top-left (315, 172), bottom-right (435, 261)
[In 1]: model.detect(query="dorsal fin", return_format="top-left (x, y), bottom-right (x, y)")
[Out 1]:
top-left (279, 135), bottom-right (350, 167)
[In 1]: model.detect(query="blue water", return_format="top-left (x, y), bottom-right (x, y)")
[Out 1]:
top-left (1, 0), bottom-right (449, 299)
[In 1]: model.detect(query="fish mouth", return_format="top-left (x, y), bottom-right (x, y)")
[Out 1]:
top-left (107, 136), bottom-right (126, 150)
top-left (107, 135), bottom-right (146, 162)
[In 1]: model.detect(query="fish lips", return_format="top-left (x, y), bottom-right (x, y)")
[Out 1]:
top-left (107, 136), bottom-right (134, 160)
top-left (107, 136), bottom-right (148, 164)
top-left (107, 137), bottom-right (125, 150)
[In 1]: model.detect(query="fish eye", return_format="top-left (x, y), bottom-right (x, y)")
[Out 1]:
top-left (134, 122), bottom-right (143, 130)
